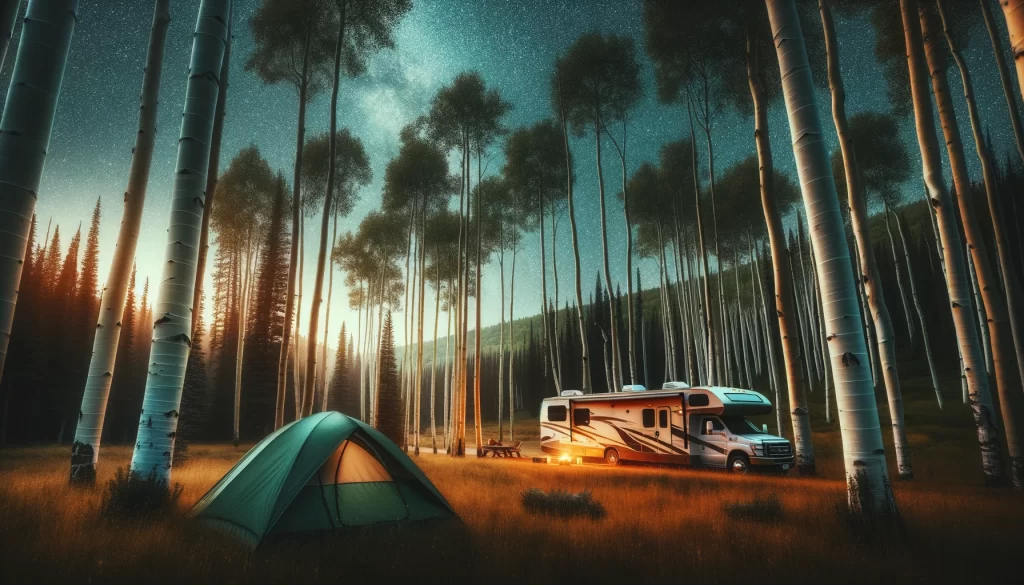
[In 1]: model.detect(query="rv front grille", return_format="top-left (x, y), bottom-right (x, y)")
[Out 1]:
top-left (766, 443), bottom-right (791, 456)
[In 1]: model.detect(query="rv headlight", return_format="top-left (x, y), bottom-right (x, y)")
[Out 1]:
top-left (750, 443), bottom-right (764, 456)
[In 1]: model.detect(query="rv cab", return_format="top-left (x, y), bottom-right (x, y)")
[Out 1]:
top-left (539, 386), bottom-right (793, 472)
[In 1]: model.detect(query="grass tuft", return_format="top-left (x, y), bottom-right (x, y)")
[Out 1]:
top-left (521, 487), bottom-right (606, 519)
top-left (101, 466), bottom-right (183, 518)
top-left (723, 491), bottom-right (784, 523)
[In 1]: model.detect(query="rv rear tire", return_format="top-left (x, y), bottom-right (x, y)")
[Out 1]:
top-left (727, 452), bottom-right (750, 474)
top-left (604, 448), bottom-right (620, 466)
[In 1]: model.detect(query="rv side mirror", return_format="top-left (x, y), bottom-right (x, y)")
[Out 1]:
top-left (762, 424), bottom-right (768, 434)
top-left (705, 420), bottom-right (714, 435)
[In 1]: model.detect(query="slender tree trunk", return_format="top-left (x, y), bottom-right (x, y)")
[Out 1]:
top-left (888, 204), bottom-right (942, 407)
top-left (0, 0), bottom-right (78, 384)
top-left (940, 0), bottom-right (1024, 400)
top-left (821, 0), bottom-right (912, 478)
top-left (70, 0), bottom-right (169, 484)
top-left (1000, 0), bottom-right (1024, 105)
top-left (883, 206), bottom-right (917, 346)
top-left (539, 197), bottom-right (561, 394)
top-left (275, 26), bottom-right (311, 430)
top-left (430, 254), bottom-right (440, 453)
top-left (129, 0), bottom-right (230, 483)
top-left (0, 0), bottom-right (18, 72)
top-left (509, 239), bottom-right (517, 440)
top-left (982, 0), bottom-right (1024, 168)
top-left (609, 120), bottom-right (637, 386)
top-left (901, 0), bottom-right (1005, 484)
top-left (745, 25), bottom-right (806, 424)
top-left (750, 237), bottom-right (783, 434)
top-left (320, 210), bottom-right (338, 412)
top-left (302, 0), bottom-right (345, 417)
top-left (233, 244), bottom-right (255, 445)
top-left (593, 116), bottom-right (620, 393)
top-left (688, 103), bottom-right (717, 388)
top-left (416, 206), bottom-right (426, 455)
top-left (193, 8), bottom-right (231, 337)
top-left (922, 3), bottom-right (1023, 486)
top-left (768, 0), bottom-right (896, 514)
top-left (443, 276), bottom-right (452, 449)
top-left (550, 205), bottom-right (563, 390)
top-left (498, 231), bottom-right (505, 442)
top-left (473, 152), bottom-right (484, 454)
top-left (556, 59), bottom-right (590, 392)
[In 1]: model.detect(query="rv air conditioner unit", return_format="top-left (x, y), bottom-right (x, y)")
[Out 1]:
top-left (621, 385), bottom-right (647, 392)
top-left (560, 390), bottom-right (584, 397)
top-left (662, 381), bottom-right (690, 389)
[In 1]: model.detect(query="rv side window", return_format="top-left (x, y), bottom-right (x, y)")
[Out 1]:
top-left (642, 409), bottom-right (655, 428)
top-left (547, 405), bottom-right (567, 422)
top-left (688, 393), bottom-right (710, 407)
top-left (574, 408), bottom-right (590, 426)
top-left (658, 409), bottom-right (668, 428)
top-left (702, 417), bottom-right (724, 435)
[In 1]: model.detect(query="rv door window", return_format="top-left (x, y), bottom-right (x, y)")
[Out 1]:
top-left (658, 409), bottom-right (669, 428)
top-left (642, 409), bottom-right (655, 428)
top-left (547, 405), bottom-right (567, 422)
top-left (573, 408), bottom-right (590, 426)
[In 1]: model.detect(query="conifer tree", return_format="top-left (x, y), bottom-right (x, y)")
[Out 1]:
top-left (375, 311), bottom-right (403, 445)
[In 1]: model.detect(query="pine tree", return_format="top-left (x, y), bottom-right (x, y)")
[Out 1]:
top-left (241, 173), bottom-right (290, 437)
top-left (375, 311), bottom-right (403, 445)
top-left (179, 294), bottom-right (210, 444)
top-left (40, 226), bottom-right (62, 295)
top-left (328, 322), bottom-right (356, 416)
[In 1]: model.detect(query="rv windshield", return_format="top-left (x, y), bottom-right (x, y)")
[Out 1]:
top-left (721, 416), bottom-right (764, 436)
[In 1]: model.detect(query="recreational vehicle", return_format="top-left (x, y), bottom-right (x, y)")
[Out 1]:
top-left (539, 383), bottom-right (793, 472)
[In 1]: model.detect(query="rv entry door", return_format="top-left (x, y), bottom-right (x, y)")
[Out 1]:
top-left (656, 407), bottom-right (671, 450)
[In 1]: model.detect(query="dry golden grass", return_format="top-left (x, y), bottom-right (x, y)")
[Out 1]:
top-left (1, 434), bottom-right (1023, 584)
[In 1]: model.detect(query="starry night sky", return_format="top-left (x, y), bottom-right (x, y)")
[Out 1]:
top-left (1, 0), bottom-right (1018, 349)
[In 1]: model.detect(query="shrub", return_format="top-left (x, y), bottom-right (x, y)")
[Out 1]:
top-left (521, 488), bottom-right (606, 519)
top-left (723, 492), bottom-right (783, 523)
top-left (101, 466), bottom-right (183, 518)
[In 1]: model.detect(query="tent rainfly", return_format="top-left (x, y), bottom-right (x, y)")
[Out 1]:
top-left (189, 411), bottom-right (455, 547)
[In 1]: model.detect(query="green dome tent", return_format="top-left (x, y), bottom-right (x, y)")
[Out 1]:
top-left (189, 411), bottom-right (455, 547)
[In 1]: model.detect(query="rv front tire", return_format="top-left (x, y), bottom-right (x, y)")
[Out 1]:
top-left (604, 448), bottom-right (620, 466)
top-left (727, 452), bottom-right (750, 474)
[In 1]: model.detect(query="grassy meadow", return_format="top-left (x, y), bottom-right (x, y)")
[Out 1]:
top-left (2, 382), bottom-right (1023, 585)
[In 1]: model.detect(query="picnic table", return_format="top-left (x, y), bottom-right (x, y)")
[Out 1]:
top-left (480, 440), bottom-right (523, 458)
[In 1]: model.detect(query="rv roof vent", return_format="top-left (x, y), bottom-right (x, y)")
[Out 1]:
top-left (560, 390), bottom-right (584, 397)
top-left (621, 384), bottom-right (647, 392)
top-left (662, 381), bottom-right (690, 389)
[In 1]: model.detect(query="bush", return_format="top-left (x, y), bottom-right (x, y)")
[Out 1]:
top-left (101, 466), bottom-right (183, 518)
top-left (723, 492), bottom-right (783, 523)
top-left (521, 488), bottom-right (606, 519)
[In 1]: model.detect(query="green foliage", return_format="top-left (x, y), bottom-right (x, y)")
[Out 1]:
top-left (831, 111), bottom-right (909, 206)
top-left (521, 488), bottom-right (606, 519)
top-left (554, 32), bottom-right (641, 136)
top-left (101, 466), bottom-right (182, 519)
top-left (374, 311), bottom-right (403, 445)
top-left (302, 129), bottom-right (372, 217)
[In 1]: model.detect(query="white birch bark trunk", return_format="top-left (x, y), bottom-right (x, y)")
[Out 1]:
top-left (888, 205), bottom-right (942, 408)
top-left (556, 60), bottom-right (591, 392)
top-left (821, 0), bottom-right (913, 476)
top-left (921, 2), bottom-right (1023, 486)
top-left (941, 0), bottom-right (1024, 407)
top-left (70, 0), bottom-right (169, 484)
top-left (129, 0), bottom-right (229, 483)
top-left (276, 28), bottom-right (311, 430)
top-left (901, 0), bottom-right (1004, 483)
top-left (0, 0), bottom-right (78, 384)
top-left (767, 0), bottom-right (895, 514)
